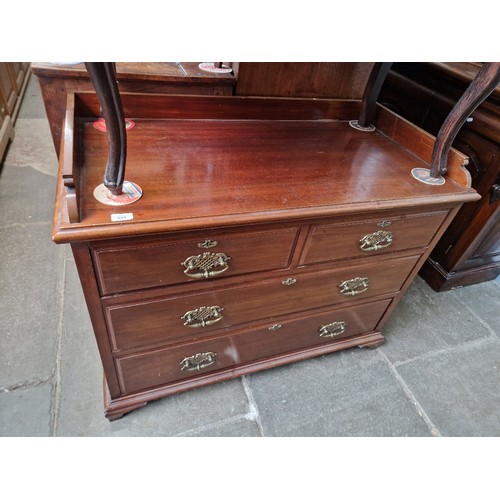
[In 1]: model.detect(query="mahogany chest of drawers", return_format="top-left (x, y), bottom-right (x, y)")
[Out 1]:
top-left (51, 80), bottom-right (482, 420)
top-left (94, 213), bottom-right (440, 402)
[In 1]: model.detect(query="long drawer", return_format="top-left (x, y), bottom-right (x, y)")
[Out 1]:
top-left (116, 298), bottom-right (392, 394)
top-left (104, 253), bottom-right (419, 351)
top-left (301, 211), bottom-right (447, 265)
top-left (92, 226), bottom-right (299, 295)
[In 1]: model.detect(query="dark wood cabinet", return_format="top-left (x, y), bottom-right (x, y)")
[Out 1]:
top-left (234, 62), bottom-right (375, 99)
top-left (379, 62), bottom-right (500, 290)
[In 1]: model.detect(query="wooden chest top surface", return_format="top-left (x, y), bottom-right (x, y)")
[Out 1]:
top-left (53, 94), bottom-right (477, 243)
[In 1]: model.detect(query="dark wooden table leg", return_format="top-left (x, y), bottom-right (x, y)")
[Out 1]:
top-left (85, 62), bottom-right (126, 195)
top-left (358, 62), bottom-right (393, 128)
top-left (350, 62), bottom-right (393, 131)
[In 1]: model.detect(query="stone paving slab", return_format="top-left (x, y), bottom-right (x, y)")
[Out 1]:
top-left (247, 348), bottom-right (432, 436)
top-left (452, 280), bottom-right (500, 338)
top-left (381, 277), bottom-right (493, 364)
top-left (0, 164), bottom-right (55, 225)
top-left (9, 74), bottom-right (57, 175)
top-left (182, 416), bottom-right (261, 437)
top-left (0, 384), bottom-right (52, 436)
top-left (3, 119), bottom-right (58, 177)
top-left (395, 338), bottom-right (500, 436)
top-left (17, 74), bottom-right (47, 120)
top-left (0, 223), bottom-right (63, 388)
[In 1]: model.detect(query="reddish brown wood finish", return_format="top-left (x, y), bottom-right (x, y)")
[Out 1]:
top-left (375, 104), bottom-right (471, 188)
top-left (92, 226), bottom-right (299, 295)
top-left (75, 91), bottom-right (361, 121)
top-left (116, 299), bottom-right (391, 394)
top-left (103, 330), bottom-right (385, 420)
top-left (235, 63), bottom-right (375, 99)
top-left (71, 244), bottom-right (121, 399)
top-left (101, 201), bottom-right (459, 420)
top-left (51, 86), bottom-right (481, 420)
top-left (32, 62), bottom-right (236, 83)
top-left (52, 94), bottom-right (478, 244)
top-left (371, 204), bottom-right (464, 334)
top-left (103, 253), bottom-right (418, 353)
top-left (60, 94), bottom-right (79, 222)
top-left (300, 211), bottom-right (448, 265)
top-left (31, 62), bottom-right (236, 154)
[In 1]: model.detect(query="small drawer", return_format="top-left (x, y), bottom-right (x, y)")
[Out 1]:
top-left (301, 211), bottom-right (447, 265)
top-left (104, 254), bottom-right (418, 352)
top-left (116, 335), bottom-right (237, 394)
top-left (92, 227), bottom-right (299, 295)
top-left (116, 299), bottom-right (391, 394)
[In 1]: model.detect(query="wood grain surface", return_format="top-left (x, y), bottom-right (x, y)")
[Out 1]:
top-left (52, 94), bottom-right (478, 243)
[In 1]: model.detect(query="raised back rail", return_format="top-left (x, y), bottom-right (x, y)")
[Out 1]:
top-left (80, 62), bottom-right (499, 203)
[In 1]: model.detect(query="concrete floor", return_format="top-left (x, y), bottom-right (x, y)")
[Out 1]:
top-left (1, 74), bottom-right (499, 437)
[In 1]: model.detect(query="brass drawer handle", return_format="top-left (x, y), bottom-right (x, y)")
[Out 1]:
top-left (282, 278), bottom-right (297, 286)
top-left (180, 351), bottom-right (217, 371)
top-left (182, 252), bottom-right (230, 279)
top-left (181, 306), bottom-right (224, 328)
top-left (359, 230), bottom-right (393, 252)
top-left (339, 277), bottom-right (369, 296)
top-left (319, 321), bottom-right (347, 338)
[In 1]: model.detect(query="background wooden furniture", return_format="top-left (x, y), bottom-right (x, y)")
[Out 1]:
top-left (234, 62), bottom-right (375, 98)
top-left (49, 60), bottom-right (496, 420)
top-left (31, 62), bottom-right (237, 155)
top-left (0, 62), bottom-right (30, 162)
top-left (33, 62), bottom-right (376, 158)
top-left (380, 63), bottom-right (500, 290)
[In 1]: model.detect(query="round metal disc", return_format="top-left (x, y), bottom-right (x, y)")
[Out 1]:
top-left (349, 120), bottom-right (376, 132)
top-left (198, 63), bottom-right (233, 74)
top-left (93, 180), bottom-right (143, 206)
top-left (411, 168), bottom-right (446, 185)
top-left (92, 118), bottom-right (136, 132)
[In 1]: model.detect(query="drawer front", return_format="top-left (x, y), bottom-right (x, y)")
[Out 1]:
top-left (93, 227), bottom-right (299, 295)
top-left (301, 211), bottom-right (447, 265)
top-left (116, 299), bottom-right (391, 394)
top-left (105, 254), bottom-right (419, 351)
